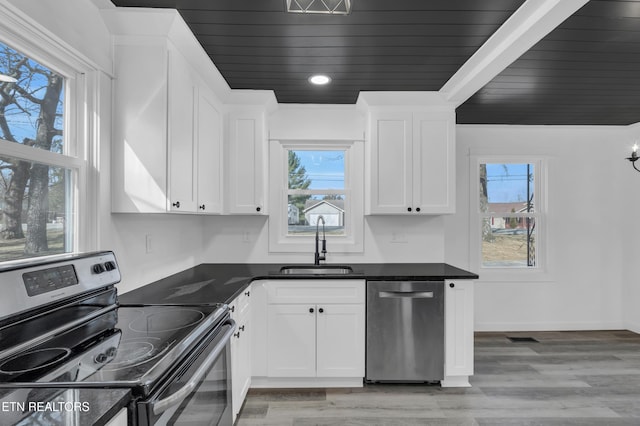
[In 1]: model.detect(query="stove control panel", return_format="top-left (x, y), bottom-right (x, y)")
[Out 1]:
top-left (23, 265), bottom-right (79, 296)
top-left (0, 251), bottom-right (121, 322)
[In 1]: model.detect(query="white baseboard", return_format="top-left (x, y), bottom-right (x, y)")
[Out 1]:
top-left (474, 320), bottom-right (625, 332)
top-left (251, 376), bottom-right (363, 388)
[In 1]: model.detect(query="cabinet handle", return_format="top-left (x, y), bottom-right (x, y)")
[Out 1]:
top-left (449, 283), bottom-right (455, 288)
top-left (230, 306), bottom-right (235, 313)
top-left (244, 291), bottom-right (250, 297)
top-left (416, 207), bottom-right (421, 212)
top-left (319, 308), bottom-right (324, 313)
top-left (199, 204), bottom-right (206, 210)
top-left (256, 206), bottom-right (261, 212)
top-left (239, 325), bottom-right (245, 331)
top-left (172, 201), bottom-right (181, 208)
top-left (234, 332), bottom-right (240, 338)
top-left (407, 207), bottom-right (412, 212)
top-left (309, 308), bottom-right (314, 313)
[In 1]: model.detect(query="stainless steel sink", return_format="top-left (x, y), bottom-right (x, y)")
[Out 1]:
top-left (279, 265), bottom-right (353, 275)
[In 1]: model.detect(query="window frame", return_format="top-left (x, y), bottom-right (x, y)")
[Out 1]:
top-left (269, 139), bottom-right (364, 254)
top-left (470, 155), bottom-right (548, 281)
top-left (0, 4), bottom-right (100, 261)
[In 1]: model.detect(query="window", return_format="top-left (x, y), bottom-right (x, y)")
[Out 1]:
top-left (287, 150), bottom-right (346, 236)
top-left (0, 38), bottom-right (81, 262)
top-left (476, 160), bottom-right (544, 270)
top-left (269, 140), bottom-right (364, 254)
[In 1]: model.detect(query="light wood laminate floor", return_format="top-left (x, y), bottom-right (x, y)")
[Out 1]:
top-left (236, 330), bottom-right (640, 425)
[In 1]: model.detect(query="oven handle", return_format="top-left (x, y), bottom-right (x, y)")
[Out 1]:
top-left (151, 319), bottom-right (236, 416)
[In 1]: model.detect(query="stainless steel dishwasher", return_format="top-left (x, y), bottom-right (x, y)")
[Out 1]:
top-left (366, 280), bottom-right (444, 382)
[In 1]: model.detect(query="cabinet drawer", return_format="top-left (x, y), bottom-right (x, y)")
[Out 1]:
top-left (266, 280), bottom-right (365, 304)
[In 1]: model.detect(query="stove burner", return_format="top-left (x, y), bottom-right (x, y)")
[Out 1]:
top-left (99, 336), bottom-right (175, 372)
top-left (0, 347), bottom-right (71, 375)
top-left (129, 308), bottom-right (205, 333)
top-left (106, 340), bottom-right (156, 369)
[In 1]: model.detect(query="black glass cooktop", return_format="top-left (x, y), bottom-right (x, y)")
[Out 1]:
top-left (0, 303), bottom-right (227, 397)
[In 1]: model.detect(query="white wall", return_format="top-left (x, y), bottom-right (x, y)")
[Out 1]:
top-left (445, 125), bottom-right (632, 331)
top-left (621, 124), bottom-right (640, 333)
top-left (4, 0), bottom-right (207, 292)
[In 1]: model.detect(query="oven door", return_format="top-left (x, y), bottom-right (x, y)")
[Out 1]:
top-left (137, 317), bottom-right (235, 426)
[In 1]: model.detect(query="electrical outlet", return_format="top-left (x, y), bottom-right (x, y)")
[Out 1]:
top-left (391, 231), bottom-right (408, 243)
top-left (145, 234), bottom-right (153, 253)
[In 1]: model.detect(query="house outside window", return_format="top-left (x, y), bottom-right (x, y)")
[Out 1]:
top-left (269, 140), bottom-right (364, 254)
top-left (474, 159), bottom-right (545, 271)
top-left (287, 150), bottom-right (346, 236)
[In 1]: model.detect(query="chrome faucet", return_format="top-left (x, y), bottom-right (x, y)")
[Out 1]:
top-left (314, 215), bottom-right (326, 265)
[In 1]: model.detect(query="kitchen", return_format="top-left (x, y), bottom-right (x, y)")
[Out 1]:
top-left (1, 0), bottom-right (640, 424)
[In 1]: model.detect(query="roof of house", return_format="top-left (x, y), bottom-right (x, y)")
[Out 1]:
top-left (303, 199), bottom-right (345, 213)
top-left (485, 202), bottom-right (532, 214)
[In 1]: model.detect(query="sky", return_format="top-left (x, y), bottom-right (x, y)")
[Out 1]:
top-left (485, 163), bottom-right (534, 203)
top-left (293, 150), bottom-right (345, 190)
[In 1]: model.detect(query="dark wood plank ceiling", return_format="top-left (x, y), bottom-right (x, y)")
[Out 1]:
top-left (109, 0), bottom-right (640, 125)
top-left (109, 0), bottom-right (524, 104)
top-left (458, 0), bottom-right (640, 125)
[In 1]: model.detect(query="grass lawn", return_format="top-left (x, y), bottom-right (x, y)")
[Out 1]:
top-left (482, 234), bottom-right (534, 266)
top-left (0, 228), bottom-right (65, 262)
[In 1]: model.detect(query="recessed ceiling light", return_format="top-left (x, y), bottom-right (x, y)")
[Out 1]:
top-left (309, 75), bottom-right (331, 85)
top-left (0, 74), bottom-right (17, 83)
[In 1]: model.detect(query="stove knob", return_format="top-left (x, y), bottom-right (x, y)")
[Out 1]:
top-left (106, 347), bottom-right (117, 358)
top-left (92, 263), bottom-right (105, 274)
top-left (95, 353), bottom-right (108, 363)
top-left (104, 261), bottom-right (117, 271)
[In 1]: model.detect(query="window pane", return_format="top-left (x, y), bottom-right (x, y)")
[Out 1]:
top-left (0, 155), bottom-right (73, 262)
top-left (480, 163), bottom-right (534, 213)
top-left (287, 194), bottom-right (345, 236)
top-left (481, 216), bottom-right (536, 267)
top-left (0, 41), bottom-right (65, 154)
top-left (288, 150), bottom-right (344, 190)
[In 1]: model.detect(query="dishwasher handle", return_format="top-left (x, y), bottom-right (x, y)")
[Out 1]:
top-left (378, 291), bottom-right (434, 299)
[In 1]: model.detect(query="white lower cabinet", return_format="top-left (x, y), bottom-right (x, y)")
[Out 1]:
top-left (442, 279), bottom-right (474, 387)
top-left (230, 288), bottom-right (252, 423)
top-left (253, 279), bottom-right (365, 388)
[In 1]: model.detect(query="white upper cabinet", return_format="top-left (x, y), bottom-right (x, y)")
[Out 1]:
top-left (368, 109), bottom-right (455, 214)
top-left (167, 46), bottom-right (197, 213)
top-left (107, 9), bottom-right (224, 214)
top-left (359, 91), bottom-right (456, 215)
top-left (196, 87), bottom-right (223, 214)
top-left (225, 109), bottom-right (267, 215)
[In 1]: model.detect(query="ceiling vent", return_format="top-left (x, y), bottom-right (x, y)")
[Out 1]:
top-left (286, 0), bottom-right (351, 15)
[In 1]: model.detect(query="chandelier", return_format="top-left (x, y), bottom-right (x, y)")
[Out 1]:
top-left (286, 0), bottom-right (351, 15)
top-left (627, 144), bottom-right (640, 172)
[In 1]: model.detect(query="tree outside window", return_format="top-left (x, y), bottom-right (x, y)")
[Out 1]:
top-left (0, 40), bottom-right (70, 261)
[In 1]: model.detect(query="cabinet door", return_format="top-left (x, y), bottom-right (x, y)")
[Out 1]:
top-left (267, 304), bottom-right (316, 377)
top-left (227, 111), bottom-right (265, 214)
top-left (316, 304), bottom-right (365, 378)
top-left (237, 315), bottom-right (252, 405)
top-left (369, 111), bottom-right (413, 214)
top-left (444, 280), bottom-right (474, 386)
top-left (413, 112), bottom-right (455, 214)
top-left (112, 42), bottom-right (169, 213)
top-left (167, 46), bottom-right (197, 213)
top-left (196, 87), bottom-right (223, 214)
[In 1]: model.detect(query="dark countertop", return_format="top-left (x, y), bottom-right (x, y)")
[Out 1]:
top-left (119, 263), bottom-right (478, 305)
